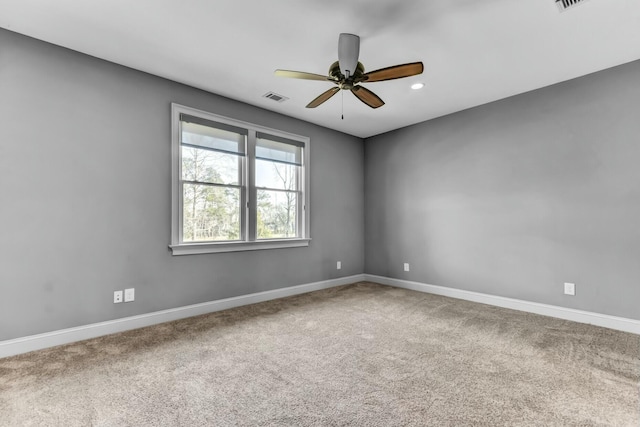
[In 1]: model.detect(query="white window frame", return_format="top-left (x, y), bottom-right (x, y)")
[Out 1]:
top-left (170, 103), bottom-right (310, 255)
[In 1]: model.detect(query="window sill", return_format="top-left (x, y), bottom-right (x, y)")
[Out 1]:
top-left (169, 238), bottom-right (311, 255)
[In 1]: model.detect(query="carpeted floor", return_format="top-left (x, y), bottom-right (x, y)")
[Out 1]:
top-left (1, 282), bottom-right (638, 426)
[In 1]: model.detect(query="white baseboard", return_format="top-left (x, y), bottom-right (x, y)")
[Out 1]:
top-left (4, 273), bottom-right (636, 359)
top-left (0, 274), bottom-right (366, 359)
top-left (365, 274), bottom-right (640, 335)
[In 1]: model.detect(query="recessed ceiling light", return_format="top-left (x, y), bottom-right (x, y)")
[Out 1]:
top-left (411, 83), bottom-right (425, 90)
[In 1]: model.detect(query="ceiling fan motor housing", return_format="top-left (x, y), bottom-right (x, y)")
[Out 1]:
top-left (329, 61), bottom-right (365, 90)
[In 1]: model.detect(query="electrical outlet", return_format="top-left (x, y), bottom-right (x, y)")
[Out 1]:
top-left (337, 261), bottom-right (342, 270)
top-left (124, 288), bottom-right (135, 302)
top-left (113, 290), bottom-right (123, 304)
top-left (564, 282), bottom-right (576, 296)
top-left (404, 263), bottom-right (410, 272)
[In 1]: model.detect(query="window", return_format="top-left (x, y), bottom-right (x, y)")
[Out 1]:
top-left (170, 104), bottom-right (310, 255)
top-left (255, 133), bottom-right (304, 239)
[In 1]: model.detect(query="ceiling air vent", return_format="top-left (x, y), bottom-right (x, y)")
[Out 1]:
top-left (556, 0), bottom-right (589, 11)
top-left (263, 92), bottom-right (289, 103)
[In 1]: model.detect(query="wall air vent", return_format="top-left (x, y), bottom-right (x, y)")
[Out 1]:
top-left (263, 92), bottom-right (289, 103)
top-left (556, 0), bottom-right (589, 11)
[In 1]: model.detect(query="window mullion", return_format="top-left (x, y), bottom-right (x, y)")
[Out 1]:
top-left (240, 148), bottom-right (247, 242)
top-left (297, 155), bottom-right (303, 238)
top-left (247, 130), bottom-right (257, 242)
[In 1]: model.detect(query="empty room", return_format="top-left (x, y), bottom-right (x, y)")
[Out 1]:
top-left (1, 0), bottom-right (639, 425)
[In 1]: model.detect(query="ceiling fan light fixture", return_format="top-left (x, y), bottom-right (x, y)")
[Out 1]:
top-left (411, 83), bottom-right (425, 90)
top-left (338, 33), bottom-right (360, 78)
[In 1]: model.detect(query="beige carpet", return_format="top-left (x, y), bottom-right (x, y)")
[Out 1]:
top-left (1, 282), bottom-right (638, 426)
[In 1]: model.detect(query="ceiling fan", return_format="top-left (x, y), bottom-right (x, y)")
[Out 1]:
top-left (275, 33), bottom-right (424, 109)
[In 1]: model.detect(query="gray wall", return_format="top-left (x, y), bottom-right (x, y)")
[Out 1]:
top-left (3, 27), bottom-right (638, 343)
top-left (365, 60), bottom-right (640, 320)
top-left (0, 29), bottom-right (365, 341)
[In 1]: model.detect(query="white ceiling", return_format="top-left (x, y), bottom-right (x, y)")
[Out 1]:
top-left (1, 0), bottom-right (640, 138)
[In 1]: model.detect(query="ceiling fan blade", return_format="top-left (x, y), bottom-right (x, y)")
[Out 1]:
top-left (306, 87), bottom-right (341, 108)
top-left (351, 86), bottom-right (385, 109)
top-left (360, 62), bottom-right (424, 83)
top-left (275, 69), bottom-right (331, 81)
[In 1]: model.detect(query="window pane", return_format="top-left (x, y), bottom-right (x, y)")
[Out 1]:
top-left (183, 183), bottom-right (241, 242)
top-left (256, 136), bottom-right (302, 165)
top-left (257, 189), bottom-right (298, 239)
top-left (182, 121), bottom-right (246, 154)
top-left (182, 146), bottom-right (241, 185)
top-left (256, 159), bottom-right (298, 191)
